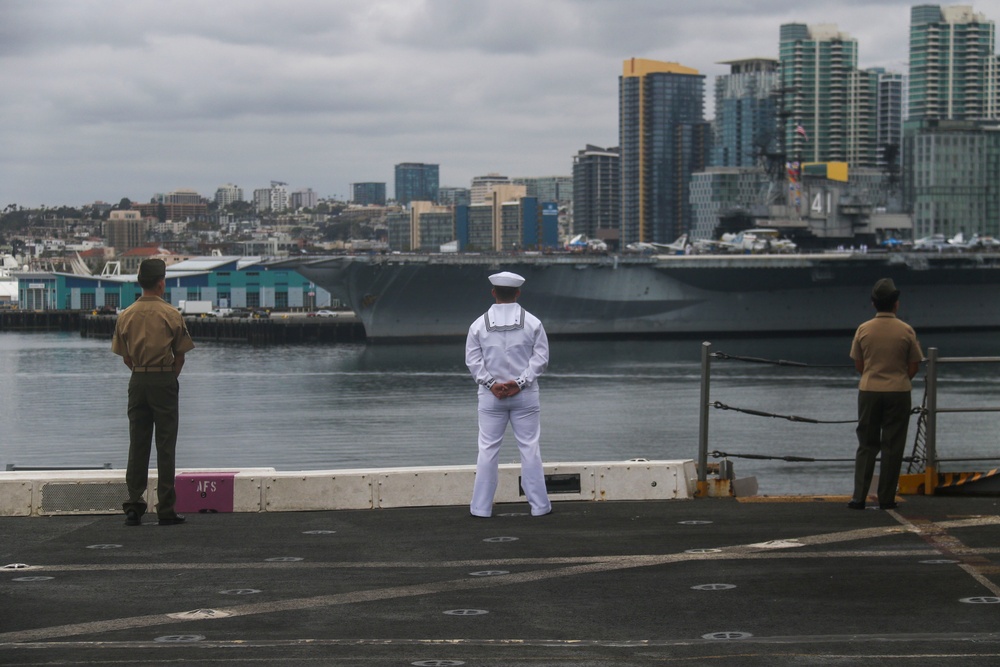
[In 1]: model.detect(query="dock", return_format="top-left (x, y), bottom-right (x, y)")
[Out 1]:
top-left (0, 310), bottom-right (366, 344)
top-left (1, 472), bottom-right (998, 664)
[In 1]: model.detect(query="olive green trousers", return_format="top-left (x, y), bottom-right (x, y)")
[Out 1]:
top-left (123, 372), bottom-right (181, 519)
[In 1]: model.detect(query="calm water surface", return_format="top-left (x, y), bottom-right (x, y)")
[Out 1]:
top-left (2, 331), bottom-right (998, 495)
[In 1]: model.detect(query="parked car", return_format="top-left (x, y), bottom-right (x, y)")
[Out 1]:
top-left (96, 305), bottom-right (117, 315)
top-left (307, 309), bottom-right (337, 318)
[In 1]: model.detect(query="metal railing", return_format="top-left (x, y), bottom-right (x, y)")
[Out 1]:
top-left (920, 347), bottom-right (1000, 494)
top-left (696, 342), bottom-right (1000, 497)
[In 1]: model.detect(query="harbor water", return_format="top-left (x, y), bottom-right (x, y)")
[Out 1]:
top-left (2, 331), bottom-right (998, 496)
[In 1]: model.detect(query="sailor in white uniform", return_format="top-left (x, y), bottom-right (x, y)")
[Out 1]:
top-left (465, 271), bottom-right (552, 518)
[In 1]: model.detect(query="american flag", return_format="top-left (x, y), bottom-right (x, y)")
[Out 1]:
top-left (795, 125), bottom-right (808, 139)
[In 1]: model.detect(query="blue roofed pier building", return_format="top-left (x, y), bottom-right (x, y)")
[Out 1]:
top-left (16, 257), bottom-right (330, 312)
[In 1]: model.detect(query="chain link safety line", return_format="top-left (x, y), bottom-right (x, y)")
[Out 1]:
top-left (710, 400), bottom-right (857, 424)
top-left (711, 351), bottom-right (853, 368)
top-left (710, 401), bottom-right (923, 425)
top-left (710, 450), bottom-right (922, 463)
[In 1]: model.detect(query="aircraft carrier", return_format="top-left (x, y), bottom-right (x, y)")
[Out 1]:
top-left (276, 251), bottom-right (1000, 341)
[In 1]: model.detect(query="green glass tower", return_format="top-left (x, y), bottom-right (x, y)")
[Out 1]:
top-left (909, 5), bottom-right (997, 121)
top-left (779, 23), bottom-right (878, 167)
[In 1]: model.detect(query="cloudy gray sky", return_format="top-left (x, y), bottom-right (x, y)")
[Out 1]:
top-left (2, 0), bottom-right (931, 207)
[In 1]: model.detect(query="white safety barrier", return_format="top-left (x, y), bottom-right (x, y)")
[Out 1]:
top-left (0, 460), bottom-right (697, 516)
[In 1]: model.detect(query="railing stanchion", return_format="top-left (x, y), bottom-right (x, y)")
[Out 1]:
top-left (924, 347), bottom-right (938, 495)
top-left (697, 341), bottom-right (711, 496)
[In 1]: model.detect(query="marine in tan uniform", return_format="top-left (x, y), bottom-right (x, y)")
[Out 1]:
top-left (848, 278), bottom-right (922, 511)
top-left (112, 258), bottom-right (195, 526)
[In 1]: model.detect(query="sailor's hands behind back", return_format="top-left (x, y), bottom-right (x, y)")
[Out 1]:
top-left (491, 381), bottom-right (521, 399)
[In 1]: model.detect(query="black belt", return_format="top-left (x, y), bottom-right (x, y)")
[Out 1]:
top-left (132, 366), bottom-right (174, 373)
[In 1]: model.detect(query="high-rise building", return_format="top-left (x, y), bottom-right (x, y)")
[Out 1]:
top-left (904, 5), bottom-right (999, 235)
top-left (407, 201), bottom-right (454, 251)
top-left (874, 69), bottom-right (905, 169)
top-left (689, 168), bottom-right (772, 240)
top-left (619, 58), bottom-right (709, 244)
top-left (253, 182), bottom-right (289, 213)
top-left (572, 144), bottom-right (620, 240)
top-left (712, 58), bottom-right (779, 168)
top-left (904, 119), bottom-right (1000, 238)
top-left (394, 163), bottom-right (439, 205)
top-left (105, 210), bottom-right (148, 254)
top-left (513, 176), bottom-right (573, 204)
top-left (470, 174), bottom-right (512, 204)
top-left (215, 184), bottom-right (244, 208)
top-left (779, 23), bottom-right (878, 167)
top-left (290, 188), bottom-right (318, 210)
top-left (437, 186), bottom-right (471, 207)
top-left (908, 5), bottom-right (997, 122)
top-left (155, 189), bottom-right (204, 205)
top-left (352, 182), bottom-right (387, 206)
top-left (455, 197), bottom-right (558, 252)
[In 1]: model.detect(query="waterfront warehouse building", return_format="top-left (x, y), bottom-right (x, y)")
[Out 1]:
top-left (394, 163), bottom-right (439, 205)
top-left (16, 257), bottom-right (329, 312)
top-left (619, 58), bottom-right (709, 245)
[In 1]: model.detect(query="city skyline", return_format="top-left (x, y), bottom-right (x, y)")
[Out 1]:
top-left (0, 1), bottom-right (955, 207)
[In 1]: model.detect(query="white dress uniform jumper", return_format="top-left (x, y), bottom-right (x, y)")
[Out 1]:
top-left (465, 293), bottom-right (552, 518)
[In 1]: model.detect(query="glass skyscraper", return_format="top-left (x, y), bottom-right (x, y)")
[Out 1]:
top-left (619, 58), bottom-right (708, 245)
top-left (572, 144), bottom-right (620, 240)
top-left (394, 163), bottom-right (439, 205)
top-left (712, 58), bottom-right (779, 168)
top-left (779, 23), bottom-right (878, 167)
top-left (908, 5), bottom-right (997, 121)
top-left (352, 182), bottom-right (386, 206)
top-left (904, 5), bottom-right (1000, 239)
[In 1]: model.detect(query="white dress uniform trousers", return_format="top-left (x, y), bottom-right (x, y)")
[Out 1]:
top-left (466, 303), bottom-right (552, 517)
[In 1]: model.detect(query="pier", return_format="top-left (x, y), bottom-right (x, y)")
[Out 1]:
top-left (0, 310), bottom-right (365, 344)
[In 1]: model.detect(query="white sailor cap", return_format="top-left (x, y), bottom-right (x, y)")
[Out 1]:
top-left (489, 271), bottom-right (525, 288)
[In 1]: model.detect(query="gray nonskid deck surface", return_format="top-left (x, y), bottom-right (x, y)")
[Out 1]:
top-left (1, 497), bottom-right (999, 666)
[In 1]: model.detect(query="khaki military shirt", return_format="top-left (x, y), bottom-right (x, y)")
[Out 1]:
top-left (850, 312), bottom-right (922, 392)
top-left (112, 296), bottom-right (195, 369)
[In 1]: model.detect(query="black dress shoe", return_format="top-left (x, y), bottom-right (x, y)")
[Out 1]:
top-left (158, 515), bottom-right (186, 526)
top-left (125, 510), bottom-right (141, 526)
top-left (847, 501), bottom-right (866, 510)
top-left (879, 502), bottom-right (898, 510)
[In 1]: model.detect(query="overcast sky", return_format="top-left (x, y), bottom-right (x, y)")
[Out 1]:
top-left (1, 0), bottom-right (939, 207)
